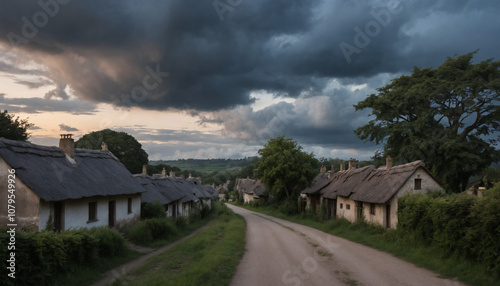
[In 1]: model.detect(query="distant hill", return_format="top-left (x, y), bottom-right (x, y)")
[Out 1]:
top-left (150, 157), bottom-right (259, 174)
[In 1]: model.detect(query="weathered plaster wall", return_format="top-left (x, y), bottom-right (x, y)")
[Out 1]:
top-left (243, 193), bottom-right (254, 203)
top-left (0, 157), bottom-right (40, 231)
top-left (362, 203), bottom-right (386, 226)
top-left (40, 194), bottom-right (141, 230)
top-left (336, 196), bottom-right (356, 223)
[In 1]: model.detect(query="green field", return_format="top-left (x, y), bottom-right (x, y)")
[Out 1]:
top-left (150, 157), bottom-right (258, 174)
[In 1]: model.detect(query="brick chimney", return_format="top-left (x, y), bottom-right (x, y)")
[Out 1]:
top-left (189, 172), bottom-right (192, 178)
top-left (161, 167), bottom-right (166, 177)
top-left (169, 171), bottom-right (175, 177)
top-left (101, 142), bottom-right (108, 151)
top-left (331, 165), bottom-right (335, 172)
top-left (320, 165), bottom-right (326, 173)
top-left (59, 134), bottom-right (74, 158)
top-left (142, 165), bottom-right (147, 176)
top-left (348, 158), bottom-right (357, 170)
top-left (340, 160), bottom-right (345, 171)
top-left (386, 156), bottom-right (393, 170)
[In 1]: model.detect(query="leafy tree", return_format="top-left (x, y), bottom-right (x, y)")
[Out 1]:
top-left (355, 52), bottom-right (500, 192)
top-left (0, 110), bottom-right (34, 141)
top-left (75, 129), bottom-right (148, 174)
top-left (256, 136), bottom-right (318, 201)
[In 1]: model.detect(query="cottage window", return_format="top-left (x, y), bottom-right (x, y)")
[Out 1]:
top-left (346, 204), bottom-right (351, 210)
top-left (127, 198), bottom-right (133, 214)
top-left (370, 203), bottom-right (376, 215)
top-left (414, 178), bottom-right (422, 190)
top-left (340, 203), bottom-right (343, 209)
top-left (88, 202), bottom-right (97, 222)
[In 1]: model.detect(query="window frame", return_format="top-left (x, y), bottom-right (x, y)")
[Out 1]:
top-left (414, 178), bottom-right (422, 190)
top-left (88, 201), bottom-right (98, 223)
top-left (127, 197), bottom-right (133, 214)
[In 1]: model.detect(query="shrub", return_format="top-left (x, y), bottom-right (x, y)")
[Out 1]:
top-left (175, 216), bottom-right (188, 229)
top-left (90, 227), bottom-right (127, 258)
top-left (397, 184), bottom-right (500, 277)
top-left (278, 198), bottom-right (299, 216)
top-left (141, 200), bottom-right (166, 220)
top-left (125, 218), bottom-right (178, 245)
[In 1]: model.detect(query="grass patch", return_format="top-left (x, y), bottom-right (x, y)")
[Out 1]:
top-left (53, 248), bottom-right (142, 286)
top-left (231, 203), bottom-right (500, 286)
top-left (114, 203), bottom-right (246, 286)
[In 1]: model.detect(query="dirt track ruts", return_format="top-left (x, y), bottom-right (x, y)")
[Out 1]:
top-left (228, 204), bottom-right (464, 286)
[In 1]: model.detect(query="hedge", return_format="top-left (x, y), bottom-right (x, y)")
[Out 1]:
top-left (0, 227), bottom-right (126, 286)
top-left (398, 183), bottom-right (500, 277)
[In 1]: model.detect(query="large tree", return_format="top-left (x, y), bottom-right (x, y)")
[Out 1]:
top-left (355, 52), bottom-right (500, 192)
top-left (0, 110), bottom-right (33, 141)
top-left (75, 129), bottom-right (148, 174)
top-left (256, 136), bottom-right (318, 200)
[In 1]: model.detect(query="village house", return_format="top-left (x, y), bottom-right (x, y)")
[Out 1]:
top-left (234, 178), bottom-right (267, 203)
top-left (137, 169), bottom-right (217, 218)
top-left (0, 135), bottom-right (144, 231)
top-left (301, 157), bottom-right (442, 228)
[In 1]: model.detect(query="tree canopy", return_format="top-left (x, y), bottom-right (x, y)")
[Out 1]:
top-left (256, 136), bottom-right (318, 201)
top-left (0, 110), bottom-right (33, 141)
top-left (355, 52), bottom-right (500, 192)
top-left (75, 129), bottom-right (148, 174)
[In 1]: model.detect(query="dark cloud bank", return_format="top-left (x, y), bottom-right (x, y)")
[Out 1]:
top-left (1, 0), bottom-right (499, 158)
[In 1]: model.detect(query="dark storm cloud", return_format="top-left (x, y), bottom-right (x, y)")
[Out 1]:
top-left (1, 0), bottom-right (499, 159)
top-left (2, 0), bottom-right (497, 112)
top-left (0, 94), bottom-right (97, 115)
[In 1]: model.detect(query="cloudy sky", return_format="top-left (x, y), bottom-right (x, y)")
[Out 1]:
top-left (0, 0), bottom-right (499, 161)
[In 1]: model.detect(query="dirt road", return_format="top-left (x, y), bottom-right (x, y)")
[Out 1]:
top-left (228, 204), bottom-right (464, 286)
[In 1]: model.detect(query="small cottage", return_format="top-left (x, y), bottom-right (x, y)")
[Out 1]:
top-left (234, 178), bottom-right (267, 203)
top-left (137, 171), bottom-right (217, 218)
top-left (302, 157), bottom-right (442, 228)
top-left (0, 135), bottom-right (144, 231)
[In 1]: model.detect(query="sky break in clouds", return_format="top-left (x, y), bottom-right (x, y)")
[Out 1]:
top-left (0, 0), bottom-right (499, 161)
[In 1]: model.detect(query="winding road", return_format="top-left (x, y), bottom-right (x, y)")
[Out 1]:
top-left (228, 204), bottom-right (464, 286)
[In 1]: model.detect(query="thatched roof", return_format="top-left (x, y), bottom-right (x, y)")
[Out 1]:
top-left (303, 160), bottom-right (434, 204)
top-left (235, 178), bottom-right (266, 196)
top-left (301, 172), bottom-right (333, 195)
top-left (135, 176), bottom-right (190, 205)
top-left (350, 161), bottom-right (427, 203)
top-left (0, 137), bottom-right (144, 201)
top-left (322, 165), bottom-right (375, 199)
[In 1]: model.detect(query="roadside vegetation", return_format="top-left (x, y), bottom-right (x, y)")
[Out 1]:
top-left (112, 202), bottom-right (246, 286)
top-left (0, 226), bottom-right (141, 286)
top-left (231, 183), bottom-right (500, 286)
top-left (124, 200), bottom-right (213, 248)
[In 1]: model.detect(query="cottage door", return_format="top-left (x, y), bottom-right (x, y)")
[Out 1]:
top-left (108, 201), bottom-right (115, 228)
top-left (54, 202), bottom-right (64, 231)
top-left (386, 204), bottom-right (391, 228)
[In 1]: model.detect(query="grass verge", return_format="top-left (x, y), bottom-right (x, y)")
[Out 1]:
top-left (53, 248), bottom-right (142, 286)
top-left (112, 203), bottom-right (246, 286)
top-left (230, 203), bottom-right (500, 286)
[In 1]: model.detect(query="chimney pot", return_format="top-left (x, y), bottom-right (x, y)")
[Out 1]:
top-left (386, 156), bottom-right (393, 170)
top-left (189, 172), bottom-right (192, 178)
top-left (142, 165), bottom-right (147, 176)
top-left (320, 165), bottom-right (326, 173)
top-left (101, 142), bottom-right (108, 151)
top-left (161, 167), bottom-right (166, 176)
top-left (348, 158), bottom-right (357, 170)
top-left (169, 171), bottom-right (175, 177)
top-left (59, 134), bottom-right (75, 158)
top-left (340, 160), bottom-right (345, 171)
